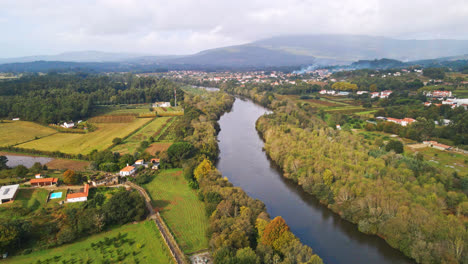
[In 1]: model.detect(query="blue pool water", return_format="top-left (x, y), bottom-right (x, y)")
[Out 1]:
top-left (50, 192), bottom-right (62, 199)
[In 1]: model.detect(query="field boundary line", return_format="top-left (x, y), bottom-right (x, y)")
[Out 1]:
top-left (107, 117), bottom-right (156, 152)
top-left (154, 117), bottom-right (177, 141)
top-left (11, 132), bottom-right (59, 147)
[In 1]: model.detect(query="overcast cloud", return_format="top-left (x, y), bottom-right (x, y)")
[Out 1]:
top-left (1, 0), bottom-right (468, 57)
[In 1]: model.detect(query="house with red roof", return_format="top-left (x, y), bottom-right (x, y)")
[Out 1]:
top-left (30, 178), bottom-right (58, 187)
top-left (66, 184), bottom-right (89, 203)
top-left (120, 165), bottom-right (136, 177)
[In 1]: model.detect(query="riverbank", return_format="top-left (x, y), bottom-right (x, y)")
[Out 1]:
top-left (217, 97), bottom-right (415, 264)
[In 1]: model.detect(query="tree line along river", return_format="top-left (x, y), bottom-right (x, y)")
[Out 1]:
top-left (216, 98), bottom-right (414, 264)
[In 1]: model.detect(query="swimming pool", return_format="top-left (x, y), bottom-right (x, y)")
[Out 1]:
top-left (50, 192), bottom-right (62, 199)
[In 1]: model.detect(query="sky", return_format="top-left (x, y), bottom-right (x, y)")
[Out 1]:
top-left (1, 0), bottom-right (468, 58)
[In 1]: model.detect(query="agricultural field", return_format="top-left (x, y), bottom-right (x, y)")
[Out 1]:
top-left (0, 121), bottom-right (56, 147)
top-left (88, 114), bottom-right (136, 123)
top-left (45, 159), bottom-right (90, 171)
top-left (93, 104), bottom-right (153, 116)
top-left (6, 221), bottom-right (174, 264)
top-left (146, 142), bottom-right (173, 155)
top-left (112, 117), bottom-right (171, 154)
top-left (144, 169), bottom-right (209, 254)
top-left (154, 106), bottom-right (184, 116)
top-left (17, 118), bottom-right (152, 155)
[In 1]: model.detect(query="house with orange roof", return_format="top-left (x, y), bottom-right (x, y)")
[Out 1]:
top-left (66, 184), bottom-right (89, 203)
top-left (120, 165), bottom-right (136, 177)
top-left (30, 178), bottom-right (58, 187)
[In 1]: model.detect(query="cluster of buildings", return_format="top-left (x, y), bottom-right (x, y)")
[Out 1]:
top-left (371, 90), bottom-right (393, 99)
top-left (376, 116), bottom-right (417, 126)
top-left (150, 70), bottom-right (331, 86)
top-left (319, 90), bottom-right (350, 96)
top-left (60, 120), bottom-right (82, 129)
top-left (119, 158), bottom-right (160, 177)
top-left (424, 90), bottom-right (468, 110)
top-left (318, 89), bottom-right (393, 99)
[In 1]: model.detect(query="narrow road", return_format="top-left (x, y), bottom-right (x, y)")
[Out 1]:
top-left (125, 182), bottom-right (186, 264)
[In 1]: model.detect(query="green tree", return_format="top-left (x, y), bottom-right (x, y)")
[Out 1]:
top-left (385, 140), bottom-right (404, 154)
top-left (0, 156), bottom-right (8, 170)
top-left (13, 165), bottom-right (28, 177)
top-left (112, 137), bottom-right (123, 145)
top-left (235, 247), bottom-right (259, 264)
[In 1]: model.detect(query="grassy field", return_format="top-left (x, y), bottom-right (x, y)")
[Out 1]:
top-left (6, 221), bottom-right (174, 264)
top-left (112, 117), bottom-right (170, 154)
top-left (0, 121), bottom-right (56, 147)
top-left (406, 146), bottom-right (467, 174)
top-left (17, 118), bottom-right (151, 155)
top-left (0, 188), bottom-right (49, 219)
top-left (144, 169), bottom-right (209, 254)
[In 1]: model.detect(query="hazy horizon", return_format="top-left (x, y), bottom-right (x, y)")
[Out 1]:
top-left (2, 0), bottom-right (468, 58)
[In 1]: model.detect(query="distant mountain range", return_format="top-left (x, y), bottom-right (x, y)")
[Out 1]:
top-left (1, 34), bottom-right (468, 71)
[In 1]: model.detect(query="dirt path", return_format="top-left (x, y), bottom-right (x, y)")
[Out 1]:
top-left (125, 181), bottom-right (187, 264)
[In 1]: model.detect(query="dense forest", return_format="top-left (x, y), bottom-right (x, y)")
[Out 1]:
top-left (223, 86), bottom-right (467, 263)
top-left (161, 91), bottom-right (324, 263)
top-left (0, 73), bottom-right (182, 123)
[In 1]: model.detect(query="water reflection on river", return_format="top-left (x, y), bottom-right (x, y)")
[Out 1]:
top-left (216, 98), bottom-right (413, 264)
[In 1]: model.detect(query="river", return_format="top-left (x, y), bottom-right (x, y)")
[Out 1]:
top-left (216, 98), bottom-right (414, 264)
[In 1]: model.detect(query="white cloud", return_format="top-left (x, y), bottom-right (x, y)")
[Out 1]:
top-left (0, 0), bottom-right (467, 57)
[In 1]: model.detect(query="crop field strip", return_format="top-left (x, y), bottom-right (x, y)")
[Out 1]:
top-left (111, 116), bottom-right (171, 154)
top-left (154, 117), bottom-right (178, 141)
top-left (17, 117), bottom-right (152, 155)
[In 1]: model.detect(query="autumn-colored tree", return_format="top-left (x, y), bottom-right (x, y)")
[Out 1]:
top-left (63, 169), bottom-right (81, 185)
top-left (261, 216), bottom-right (290, 246)
top-left (194, 158), bottom-right (213, 181)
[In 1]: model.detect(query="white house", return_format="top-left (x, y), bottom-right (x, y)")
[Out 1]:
top-left (61, 122), bottom-right (75, 128)
top-left (356, 91), bottom-right (368, 95)
top-left (153, 102), bottom-right (171, 108)
top-left (12, 118), bottom-right (20, 121)
top-left (319, 90), bottom-right (327, 94)
top-left (120, 165), bottom-right (136, 176)
top-left (66, 184), bottom-right (89, 203)
top-left (0, 184), bottom-right (19, 204)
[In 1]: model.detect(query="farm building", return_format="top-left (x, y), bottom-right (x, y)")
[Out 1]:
top-left (120, 165), bottom-right (136, 176)
top-left (423, 141), bottom-right (452, 151)
top-left (66, 184), bottom-right (89, 203)
top-left (153, 102), bottom-right (171, 108)
top-left (30, 178), bottom-right (58, 187)
top-left (0, 184), bottom-right (19, 204)
top-left (91, 175), bottom-right (119, 187)
top-left (61, 122), bottom-right (75, 128)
